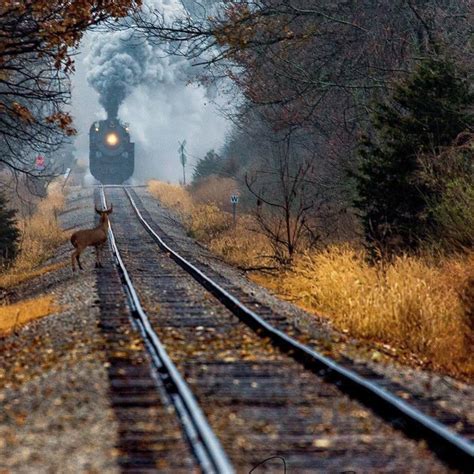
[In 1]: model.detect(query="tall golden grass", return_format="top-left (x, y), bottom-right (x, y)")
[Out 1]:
top-left (148, 180), bottom-right (193, 217)
top-left (0, 295), bottom-right (61, 335)
top-left (0, 181), bottom-right (67, 288)
top-left (148, 178), bottom-right (473, 377)
top-left (148, 179), bottom-right (272, 268)
top-left (191, 176), bottom-right (239, 211)
top-left (256, 246), bottom-right (473, 375)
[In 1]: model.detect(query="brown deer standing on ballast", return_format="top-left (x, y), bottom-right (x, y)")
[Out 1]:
top-left (70, 204), bottom-right (112, 271)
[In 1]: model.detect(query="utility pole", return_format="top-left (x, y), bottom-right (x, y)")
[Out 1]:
top-left (178, 140), bottom-right (187, 185)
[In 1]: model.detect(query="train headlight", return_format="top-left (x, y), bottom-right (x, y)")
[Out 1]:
top-left (105, 132), bottom-right (119, 146)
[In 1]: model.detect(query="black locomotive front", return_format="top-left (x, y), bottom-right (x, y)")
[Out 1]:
top-left (89, 118), bottom-right (135, 184)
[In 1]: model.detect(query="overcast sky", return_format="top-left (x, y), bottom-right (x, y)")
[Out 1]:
top-left (70, 32), bottom-right (230, 183)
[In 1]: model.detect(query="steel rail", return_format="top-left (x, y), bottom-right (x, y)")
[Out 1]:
top-left (100, 187), bottom-right (234, 474)
top-left (123, 186), bottom-right (474, 472)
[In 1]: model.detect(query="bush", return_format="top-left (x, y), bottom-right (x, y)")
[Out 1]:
top-left (14, 181), bottom-right (65, 270)
top-left (354, 57), bottom-right (473, 257)
top-left (187, 204), bottom-right (233, 242)
top-left (192, 150), bottom-right (223, 182)
top-left (191, 175), bottom-right (239, 211)
top-left (421, 132), bottom-right (474, 251)
top-left (432, 178), bottom-right (474, 249)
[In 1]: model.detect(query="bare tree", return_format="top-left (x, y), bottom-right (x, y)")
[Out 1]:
top-left (245, 130), bottom-right (328, 263)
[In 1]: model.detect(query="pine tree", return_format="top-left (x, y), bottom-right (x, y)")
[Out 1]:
top-left (0, 193), bottom-right (20, 266)
top-left (354, 57), bottom-right (473, 256)
top-left (192, 150), bottom-right (222, 182)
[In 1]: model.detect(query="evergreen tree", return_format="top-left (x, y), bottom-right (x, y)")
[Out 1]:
top-left (0, 193), bottom-right (20, 266)
top-left (354, 57), bottom-right (473, 256)
top-left (192, 150), bottom-right (222, 182)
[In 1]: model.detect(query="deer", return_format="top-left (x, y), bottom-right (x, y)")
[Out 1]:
top-left (70, 204), bottom-right (112, 271)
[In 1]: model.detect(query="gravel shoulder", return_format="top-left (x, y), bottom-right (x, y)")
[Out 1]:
top-left (0, 187), bottom-right (120, 473)
top-left (134, 187), bottom-right (474, 433)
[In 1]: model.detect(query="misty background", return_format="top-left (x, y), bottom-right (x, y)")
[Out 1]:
top-left (70, 7), bottom-right (229, 184)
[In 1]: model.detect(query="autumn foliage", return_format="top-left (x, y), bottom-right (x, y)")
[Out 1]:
top-left (0, 0), bottom-right (140, 172)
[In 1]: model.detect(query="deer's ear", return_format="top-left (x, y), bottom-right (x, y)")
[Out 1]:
top-left (107, 204), bottom-right (113, 214)
top-left (95, 206), bottom-right (101, 215)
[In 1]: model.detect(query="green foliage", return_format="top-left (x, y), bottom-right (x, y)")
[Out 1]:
top-left (0, 193), bottom-right (20, 266)
top-left (422, 133), bottom-right (474, 251)
top-left (192, 149), bottom-right (222, 182)
top-left (354, 57), bottom-right (473, 256)
top-left (433, 179), bottom-right (474, 249)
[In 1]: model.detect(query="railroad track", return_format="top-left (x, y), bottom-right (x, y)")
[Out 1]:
top-left (97, 185), bottom-right (473, 472)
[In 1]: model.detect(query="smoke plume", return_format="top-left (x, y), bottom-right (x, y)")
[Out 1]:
top-left (86, 0), bottom-right (191, 119)
top-left (86, 33), bottom-right (148, 118)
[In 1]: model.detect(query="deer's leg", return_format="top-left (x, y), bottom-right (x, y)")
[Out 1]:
top-left (71, 250), bottom-right (77, 272)
top-left (94, 245), bottom-right (100, 268)
top-left (95, 245), bottom-right (105, 268)
top-left (76, 249), bottom-right (83, 270)
top-left (97, 244), bottom-right (104, 268)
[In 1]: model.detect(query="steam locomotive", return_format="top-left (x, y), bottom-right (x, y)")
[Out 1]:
top-left (89, 117), bottom-right (135, 184)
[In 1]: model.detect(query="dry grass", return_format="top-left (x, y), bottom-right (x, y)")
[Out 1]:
top-left (206, 214), bottom-right (273, 268)
top-left (148, 180), bottom-right (193, 218)
top-left (0, 262), bottom-right (67, 289)
top-left (191, 176), bottom-right (239, 211)
top-left (254, 245), bottom-right (473, 376)
top-left (148, 180), bottom-right (273, 268)
top-left (0, 181), bottom-right (68, 288)
top-left (0, 295), bottom-right (61, 336)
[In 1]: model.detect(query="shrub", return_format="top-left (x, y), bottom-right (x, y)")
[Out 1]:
top-left (14, 181), bottom-right (65, 270)
top-left (191, 175), bottom-right (239, 211)
top-left (354, 57), bottom-right (473, 257)
top-left (187, 204), bottom-right (233, 242)
top-left (432, 178), bottom-right (474, 250)
top-left (420, 132), bottom-right (474, 251)
top-left (192, 150), bottom-right (222, 182)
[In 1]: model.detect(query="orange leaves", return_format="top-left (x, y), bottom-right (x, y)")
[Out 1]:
top-left (1, 2), bottom-right (139, 169)
top-left (214, 4), bottom-right (255, 48)
top-left (10, 102), bottom-right (35, 124)
top-left (45, 112), bottom-right (77, 136)
top-left (2, 1), bottom-right (140, 70)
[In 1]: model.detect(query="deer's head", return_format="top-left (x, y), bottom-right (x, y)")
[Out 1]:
top-left (95, 204), bottom-right (113, 225)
